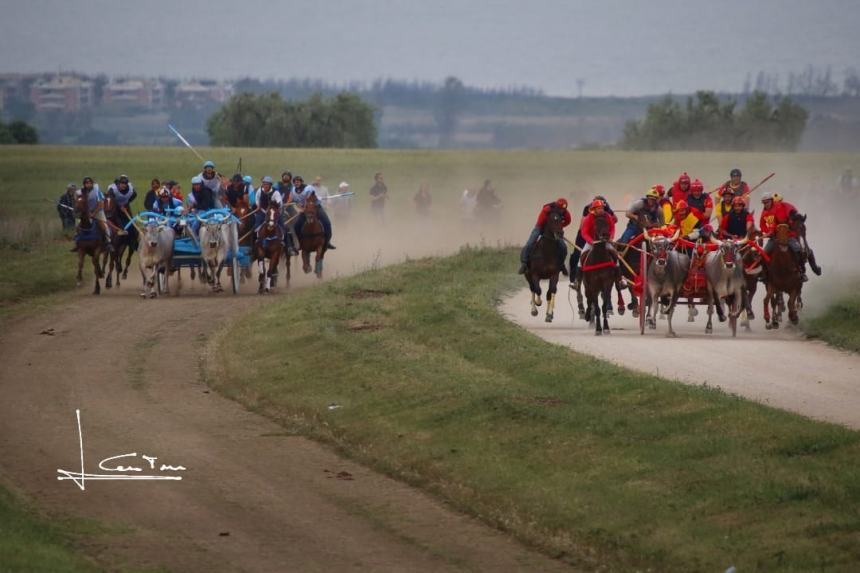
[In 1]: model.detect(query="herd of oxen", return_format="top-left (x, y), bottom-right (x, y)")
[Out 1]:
top-left (523, 187), bottom-right (820, 337)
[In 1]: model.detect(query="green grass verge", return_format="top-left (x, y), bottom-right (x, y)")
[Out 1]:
top-left (0, 484), bottom-right (101, 572)
top-left (210, 247), bottom-right (860, 572)
top-left (804, 294), bottom-right (860, 353)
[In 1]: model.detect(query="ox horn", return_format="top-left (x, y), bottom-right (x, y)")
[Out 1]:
top-left (670, 228), bottom-right (680, 242)
top-left (737, 238), bottom-right (748, 247)
top-left (643, 227), bottom-right (650, 241)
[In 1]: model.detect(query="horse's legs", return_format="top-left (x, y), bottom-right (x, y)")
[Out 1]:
top-left (616, 284), bottom-right (625, 316)
top-left (646, 289), bottom-right (657, 329)
top-left (91, 253), bottom-right (101, 295)
top-left (257, 259), bottom-right (266, 294)
top-left (788, 290), bottom-right (800, 324)
top-left (302, 250), bottom-right (311, 274)
top-left (76, 250), bottom-right (84, 287)
top-left (705, 290), bottom-right (714, 334)
top-left (123, 245), bottom-right (133, 279)
top-left (214, 261), bottom-right (224, 292)
top-left (545, 275), bottom-right (558, 323)
top-left (315, 247), bottom-right (324, 278)
top-left (593, 294), bottom-right (602, 335)
top-left (602, 286), bottom-right (612, 333)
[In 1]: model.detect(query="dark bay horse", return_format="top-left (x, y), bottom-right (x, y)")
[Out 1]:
top-left (524, 210), bottom-right (564, 322)
top-left (580, 217), bottom-right (616, 335)
top-left (299, 195), bottom-right (327, 279)
top-left (73, 193), bottom-right (104, 295)
top-left (764, 223), bottom-right (803, 328)
top-left (102, 195), bottom-right (136, 289)
top-left (254, 206), bottom-right (283, 294)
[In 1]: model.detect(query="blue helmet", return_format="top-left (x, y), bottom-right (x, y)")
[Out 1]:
top-left (203, 160), bottom-right (215, 169)
top-left (243, 175), bottom-right (252, 184)
top-left (261, 176), bottom-right (273, 184)
top-left (191, 175), bottom-right (203, 185)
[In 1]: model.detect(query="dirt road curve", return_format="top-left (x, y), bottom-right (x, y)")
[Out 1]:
top-left (0, 277), bottom-right (570, 572)
top-left (502, 287), bottom-right (860, 430)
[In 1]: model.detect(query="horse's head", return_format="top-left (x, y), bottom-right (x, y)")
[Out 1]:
top-left (304, 196), bottom-right (319, 223)
top-left (74, 190), bottom-right (89, 219)
top-left (790, 212), bottom-right (807, 237)
top-left (543, 210), bottom-right (564, 240)
top-left (104, 194), bottom-right (116, 217)
top-left (775, 223), bottom-right (791, 245)
top-left (264, 206), bottom-right (279, 234)
top-left (594, 215), bottom-right (610, 242)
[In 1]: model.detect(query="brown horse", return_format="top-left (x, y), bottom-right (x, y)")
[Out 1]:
top-left (73, 193), bottom-right (105, 294)
top-left (580, 217), bottom-right (617, 335)
top-left (524, 209), bottom-right (564, 322)
top-left (299, 195), bottom-right (327, 279)
top-left (254, 206), bottom-right (283, 294)
top-left (763, 224), bottom-right (803, 328)
top-left (102, 195), bottom-right (136, 289)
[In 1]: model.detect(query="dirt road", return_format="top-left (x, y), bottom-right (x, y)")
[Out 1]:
top-left (502, 287), bottom-right (860, 430)
top-left (0, 232), bottom-right (571, 572)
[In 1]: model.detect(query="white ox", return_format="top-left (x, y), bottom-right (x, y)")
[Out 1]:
top-left (198, 214), bottom-right (238, 293)
top-left (139, 220), bottom-right (175, 298)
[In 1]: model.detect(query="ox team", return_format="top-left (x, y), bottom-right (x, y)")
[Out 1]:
top-left (519, 168), bottom-right (822, 287)
top-left (68, 161), bottom-right (338, 257)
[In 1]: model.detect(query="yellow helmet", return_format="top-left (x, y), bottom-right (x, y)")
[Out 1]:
top-left (645, 187), bottom-right (659, 199)
top-left (772, 192), bottom-right (783, 202)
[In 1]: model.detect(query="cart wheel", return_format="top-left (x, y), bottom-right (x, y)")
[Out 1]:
top-left (730, 299), bottom-right (738, 337)
top-left (231, 256), bottom-right (240, 294)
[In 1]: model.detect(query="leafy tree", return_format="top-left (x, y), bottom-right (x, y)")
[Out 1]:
top-left (622, 91), bottom-right (807, 151)
top-left (8, 120), bottom-right (38, 144)
top-left (434, 76), bottom-right (465, 147)
top-left (207, 91), bottom-right (377, 148)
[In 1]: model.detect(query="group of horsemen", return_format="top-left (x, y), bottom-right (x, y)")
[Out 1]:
top-left (519, 168), bottom-right (822, 288)
top-left (66, 160), bottom-right (337, 255)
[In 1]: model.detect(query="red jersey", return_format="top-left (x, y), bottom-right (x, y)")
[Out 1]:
top-left (580, 212), bottom-right (616, 244)
top-left (760, 202), bottom-right (797, 237)
top-left (535, 203), bottom-right (572, 228)
top-left (669, 181), bottom-right (689, 206)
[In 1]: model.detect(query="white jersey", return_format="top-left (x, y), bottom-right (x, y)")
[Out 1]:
top-left (256, 189), bottom-right (283, 210)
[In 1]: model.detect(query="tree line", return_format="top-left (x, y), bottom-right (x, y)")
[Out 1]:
top-left (207, 92), bottom-right (377, 148)
top-left (622, 91), bottom-right (808, 151)
top-left (0, 120), bottom-right (38, 144)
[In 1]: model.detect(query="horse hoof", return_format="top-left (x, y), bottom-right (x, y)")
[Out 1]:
top-left (773, 322), bottom-right (780, 330)
top-left (545, 314), bottom-right (553, 323)
top-left (535, 299), bottom-right (542, 307)
top-left (595, 330), bottom-right (602, 336)
top-left (604, 328), bottom-right (611, 335)
top-left (666, 331), bottom-right (678, 338)
top-left (705, 327), bottom-right (713, 334)
top-left (747, 311), bottom-right (755, 320)
top-left (765, 322), bottom-right (772, 330)
top-left (617, 307), bottom-right (625, 316)
top-left (631, 309), bottom-right (639, 318)
top-left (530, 309), bottom-right (539, 317)
top-left (149, 293), bottom-right (157, 299)
top-left (606, 308), bottom-right (614, 316)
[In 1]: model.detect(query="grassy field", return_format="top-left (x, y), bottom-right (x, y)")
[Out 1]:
top-left (804, 294), bottom-right (860, 353)
top-left (209, 247), bottom-right (860, 572)
top-left (0, 484), bottom-right (101, 572)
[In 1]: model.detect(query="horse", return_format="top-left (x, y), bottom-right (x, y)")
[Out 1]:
top-left (72, 193), bottom-right (105, 295)
top-left (763, 223), bottom-right (803, 328)
top-left (102, 194), bottom-right (136, 289)
top-left (579, 217), bottom-right (617, 335)
top-left (299, 195), bottom-right (327, 279)
top-left (644, 231), bottom-right (690, 337)
top-left (704, 238), bottom-right (750, 336)
top-left (254, 206), bottom-right (283, 294)
top-left (524, 209), bottom-right (564, 322)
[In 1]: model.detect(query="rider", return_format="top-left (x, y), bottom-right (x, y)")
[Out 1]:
top-left (292, 180), bottom-right (336, 251)
top-left (198, 160), bottom-right (223, 207)
top-left (243, 175), bottom-right (256, 205)
top-left (686, 178), bottom-right (713, 225)
top-left (107, 174), bottom-right (138, 247)
top-left (224, 174), bottom-right (250, 210)
top-left (79, 176), bottom-right (114, 252)
top-left (719, 195), bottom-right (755, 239)
top-left (569, 195), bottom-right (617, 277)
top-left (57, 183), bottom-right (77, 230)
top-left (671, 200), bottom-right (708, 240)
top-left (619, 187), bottom-right (663, 246)
top-left (518, 197), bottom-right (571, 276)
top-left (572, 199), bottom-right (625, 290)
top-left (669, 172), bottom-right (692, 206)
top-left (760, 192), bottom-right (814, 281)
top-left (718, 168), bottom-right (750, 203)
top-left (254, 176), bottom-right (290, 248)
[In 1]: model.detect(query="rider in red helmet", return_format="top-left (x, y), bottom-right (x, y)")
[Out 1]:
top-left (571, 199), bottom-right (626, 290)
top-left (686, 178), bottom-right (713, 224)
top-left (519, 197), bottom-right (572, 275)
top-left (669, 172), bottom-right (692, 206)
top-left (719, 195), bottom-right (754, 239)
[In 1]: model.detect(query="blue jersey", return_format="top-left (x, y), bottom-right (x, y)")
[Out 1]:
top-left (152, 196), bottom-right (183, 214)
top-left (85, 185), bottom-right (105, 212)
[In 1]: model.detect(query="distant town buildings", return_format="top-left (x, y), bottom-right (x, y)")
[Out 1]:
top-left (30, 76), bottom-right (95, 113)
top-left (174, 80), bottom-right (233, 109)
top-left (102, 78), bottom-right (165, 110)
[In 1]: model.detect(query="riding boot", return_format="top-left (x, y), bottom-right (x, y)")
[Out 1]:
top-left (560, 262), bottom-right (569, 276)
top-left (570, 267), bottom-right (582, 289)
top-left (326, 241), bottom-right (337, 250)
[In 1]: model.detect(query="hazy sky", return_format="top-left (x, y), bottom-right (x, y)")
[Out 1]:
top-left (2, 0), bottom-right (859, 96)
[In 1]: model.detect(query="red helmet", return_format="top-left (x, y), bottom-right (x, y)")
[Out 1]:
top-left (591, 199), bottom-right (604, 210)
top-left (701, 224), bottom-right (714, 233)
top-left (691, 178), bottom-right (704, 192)
top-left (732, 196), bottom-right (745, 206)
top-left (674, 200), bottom-right (689, 211)
top-left (679, 173), bottom-right (691, 185)
top-left (654, 184), bottom-right (665, 196)
top-left (555, 197), bottom-right (568, 210)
